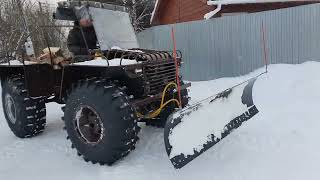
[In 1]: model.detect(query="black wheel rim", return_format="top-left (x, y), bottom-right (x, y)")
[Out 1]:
top-left (74, 106), bottom-right (105, 144)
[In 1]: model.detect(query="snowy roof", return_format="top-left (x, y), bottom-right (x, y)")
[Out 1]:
top-left (150, 0), bottom-right (161, 24)
top-left (205, 0), bottom-right (319, 19)
top-left (207, 0), bottom-right (319, 5)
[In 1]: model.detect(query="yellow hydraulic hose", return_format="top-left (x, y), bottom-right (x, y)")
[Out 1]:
top-left (136, 82), bottom-right (181, 119)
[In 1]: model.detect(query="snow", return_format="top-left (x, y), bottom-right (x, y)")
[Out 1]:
top-left (0, 60), bottom-right (37, 66)
top-left (111, 46), bottom-right (123, 50)
top-left (169, 82), bottom-right (251, 158)
top-left (150, 0), bottom-right (161, 23)
top-left (0, 58), bottom-right (141, 67)
top-left (73, 58), bottom-right (140, 66)
top-left (0, 62), bottom-right (320, 180)
top-left (204, 4), bottom-right (222, 20)
top-left (111, 46), bottom-right (143, 53)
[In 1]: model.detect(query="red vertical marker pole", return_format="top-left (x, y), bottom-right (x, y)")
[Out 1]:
top-left (171, 26), bottom-right (182, 108)
top-left (261, 21), bottom-right (269, 73)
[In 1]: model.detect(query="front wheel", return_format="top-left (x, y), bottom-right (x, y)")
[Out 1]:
top-left (64, 78), bottom-right (140, 165)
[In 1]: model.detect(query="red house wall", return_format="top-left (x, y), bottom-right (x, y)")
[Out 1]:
top-left (152, 0), bottom-right (318, 26)
top-left (154, 0), bottom-right (214, 25)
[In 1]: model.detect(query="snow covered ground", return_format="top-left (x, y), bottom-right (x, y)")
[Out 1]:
top-left (73, 58), bottom-right (140, 66)
top-left (0, 62), bottom-right (320, 180)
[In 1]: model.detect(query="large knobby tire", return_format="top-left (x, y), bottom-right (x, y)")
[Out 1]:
top-left (146, 81), bottom-right (190, 128)
top-left (64, 78), bottom-right (140, 165)
top-left (2, 75), bottom-right (46, 138)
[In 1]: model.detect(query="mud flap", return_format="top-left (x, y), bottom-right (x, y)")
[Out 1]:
top-left (24, 64), bottom-right (55, 97)
top-left (164, 78), bottom-right (259, 169)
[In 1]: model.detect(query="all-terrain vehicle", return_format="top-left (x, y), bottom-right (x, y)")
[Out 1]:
top-left (0, 1), bottom-right (190, 165)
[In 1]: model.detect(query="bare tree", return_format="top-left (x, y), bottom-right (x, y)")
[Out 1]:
top-left (0, 0), bottom-right (154, 61)
top-left (125, 0), bottom-right (155, 32)
top-left (0, 0), bottom-right (66, 60)
top-left (0, 0), bottom-right (25, 58)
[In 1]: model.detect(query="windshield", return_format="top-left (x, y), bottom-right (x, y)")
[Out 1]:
top-left (89, 7), bottom-right (139, 50)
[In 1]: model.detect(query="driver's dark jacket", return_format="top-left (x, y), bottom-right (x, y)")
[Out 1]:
top-left (67, 25), bottom-right (98, 56)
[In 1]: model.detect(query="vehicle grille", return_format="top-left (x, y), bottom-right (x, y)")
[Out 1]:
top-left (144, 60), bottom-right (177, 95)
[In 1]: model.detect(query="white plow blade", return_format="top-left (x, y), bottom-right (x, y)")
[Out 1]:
top-left (164, 78), bottom-right (259, 169)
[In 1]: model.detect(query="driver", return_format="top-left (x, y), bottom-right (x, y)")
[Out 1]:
top-left (67, 6), bottom-right (97, 57)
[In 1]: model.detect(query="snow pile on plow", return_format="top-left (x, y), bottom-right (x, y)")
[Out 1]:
top-left (168, 81), bottom-right (254, 158)
top-left (165, 77), bottom-right (259, 168)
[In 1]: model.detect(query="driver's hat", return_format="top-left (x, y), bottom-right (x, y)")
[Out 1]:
top-left (75, 5), bottom-right (91, 21)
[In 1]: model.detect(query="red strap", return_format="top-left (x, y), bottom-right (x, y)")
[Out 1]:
top-left (171, 27), bottom-right (182, 108)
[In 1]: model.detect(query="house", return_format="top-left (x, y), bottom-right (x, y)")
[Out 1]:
top-left (151, 0), bottom-right (319, 25)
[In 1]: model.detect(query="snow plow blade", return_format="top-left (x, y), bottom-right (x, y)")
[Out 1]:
top-left (164, 78), bottom-right (259, 169)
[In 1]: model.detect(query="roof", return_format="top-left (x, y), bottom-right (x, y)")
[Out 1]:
top-left (150, 0), bottom-right (319, 24)
top-left (150, 0), bottom-right (161, 23)
top-left (207, 0), bottom-right (319, 5)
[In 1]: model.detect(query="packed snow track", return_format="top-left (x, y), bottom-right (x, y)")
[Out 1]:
top-left (0, 62), bottom-right (320, 180)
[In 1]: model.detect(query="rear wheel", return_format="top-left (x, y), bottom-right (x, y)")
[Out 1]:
top-left (64, 78), bottom-right (140, 165)
top-left (2, 75), bottom-right (46, 138)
